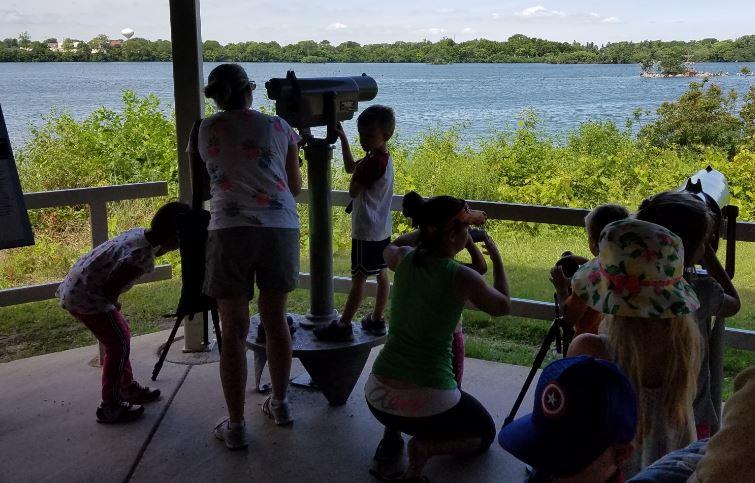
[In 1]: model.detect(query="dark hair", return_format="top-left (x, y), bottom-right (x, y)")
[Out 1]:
top-left (403, 191), bottom-right (466, 265)
top-left (204, 63), bottom-right (251, 110)
top-left (403, 191), bottom-right (465, 229)
top-left (357, 104), bottom-right (395, 138)
top-left (585, 204), bottom-right (630, 243)
top-left (151, 201), bottom-right (191, 238)
top-left (635, 191), bottom-right (712, 266)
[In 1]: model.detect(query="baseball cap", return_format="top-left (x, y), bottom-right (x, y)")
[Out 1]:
top-left (498, 356), bottom-right (637, 478)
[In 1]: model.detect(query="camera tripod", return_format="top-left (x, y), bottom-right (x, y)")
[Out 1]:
top-left (152, 208), bottom-right (222, 381)
top-left (503, 294), bottom-right (574, 426)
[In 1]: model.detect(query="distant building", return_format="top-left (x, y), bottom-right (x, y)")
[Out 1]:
top-left (47, 42), bottom-right (60, 51)
top-left (109, 39), bottom-right (123, 47)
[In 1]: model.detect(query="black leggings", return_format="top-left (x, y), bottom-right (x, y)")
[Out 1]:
top-left (367, 391), bottom-right (496, 453)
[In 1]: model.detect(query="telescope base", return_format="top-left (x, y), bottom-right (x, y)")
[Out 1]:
top-left (299, 309), bottom-right (339, 329)
top-left (246, 313), bottom-right (385, 406)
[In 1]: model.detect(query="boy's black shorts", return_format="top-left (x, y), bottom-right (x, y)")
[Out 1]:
top-left (351, 238), bottom-right (390, 277)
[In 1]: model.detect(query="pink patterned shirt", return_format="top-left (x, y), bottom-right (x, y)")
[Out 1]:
top-left (194, 109), bottom-right (300, 230)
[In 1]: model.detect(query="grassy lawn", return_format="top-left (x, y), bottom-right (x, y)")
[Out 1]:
top-left (2, 226), bottom-right (753, 396)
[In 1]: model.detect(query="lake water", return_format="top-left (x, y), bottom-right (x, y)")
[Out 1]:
top-left (1, 62), bottom-right (754, 147)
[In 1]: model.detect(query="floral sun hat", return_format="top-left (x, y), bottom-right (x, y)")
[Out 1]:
top-left (571, 218), bottom-right (700, 318)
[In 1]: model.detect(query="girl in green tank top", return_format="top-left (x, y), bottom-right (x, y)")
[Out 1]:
top-left (367, 191), bottom-right (512, 481)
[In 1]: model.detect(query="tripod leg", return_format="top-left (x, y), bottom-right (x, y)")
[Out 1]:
top-left (503, 320), bottom-right (561, 426)
top-left (210, 308), bottom-right (222, 354)
top-left (203, 310), bottom-right (209, 348)
top-left (152, 310), bottom-right (186, 381)
top-left (561, 323), bottom-right (575, 359)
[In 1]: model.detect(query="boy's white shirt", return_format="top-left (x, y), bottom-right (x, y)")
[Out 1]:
top-left (56, 228), bottom-right (156, 314)
top-left (351, 153), bottom-right (394, 241)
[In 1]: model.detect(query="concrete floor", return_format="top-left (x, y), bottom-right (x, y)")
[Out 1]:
top-left (0, 329), bottom-right (537, 483)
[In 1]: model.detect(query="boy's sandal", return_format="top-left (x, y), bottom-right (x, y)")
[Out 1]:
top-left (313, 320), bottom-right (354, 342)
top-left (361, 314), bottom-right (387, 336)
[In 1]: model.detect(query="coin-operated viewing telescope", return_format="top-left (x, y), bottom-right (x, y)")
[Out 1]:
top-left (679, 165), bottom-right (738, 277)
top-left (266, 71), bottom-right (379, 327)
top-left (266, 71), bottom-right (378, 144)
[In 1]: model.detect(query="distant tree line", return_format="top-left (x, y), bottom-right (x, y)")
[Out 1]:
top-left (2, 32), bottom-right (754, 64)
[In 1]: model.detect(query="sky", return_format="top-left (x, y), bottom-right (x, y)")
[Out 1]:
top-left (1, 0), bottom-right (753, 45)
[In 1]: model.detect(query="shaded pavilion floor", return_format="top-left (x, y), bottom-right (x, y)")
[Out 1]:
top-left (0, 329), bottom-right (537, 482)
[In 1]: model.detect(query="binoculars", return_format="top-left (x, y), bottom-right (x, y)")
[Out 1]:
top-left (266, 71), bottom-right (378, 144)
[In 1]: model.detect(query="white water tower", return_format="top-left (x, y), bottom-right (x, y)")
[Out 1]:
top-left (121, 28), bottom-right (135, 40)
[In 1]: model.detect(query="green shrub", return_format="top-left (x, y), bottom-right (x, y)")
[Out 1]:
top-left (639, 80), bottom-right (746, 155)
top-left (5, 86), bottom-right (755, 290)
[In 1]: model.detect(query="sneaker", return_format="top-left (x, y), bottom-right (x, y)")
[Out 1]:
top-left (262, 396), bottom-right (294, 426)
top-left (213, 417), bottom-right (249, 450)
top-left (120, 381), bottom-right (161, 404)
top-left (373, 436), bottom-right (404, 463)
top-left (96, 401), bottom-right (144, 424)
top-left (313, 320), bottom-right (354, 342)
top-left (361, 314), bottom-right (387, 336)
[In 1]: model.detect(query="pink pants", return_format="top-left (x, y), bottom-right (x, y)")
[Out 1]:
top-left (72, 310), bottom-right (134, 403)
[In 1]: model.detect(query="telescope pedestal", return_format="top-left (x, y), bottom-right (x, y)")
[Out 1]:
top-left (246, 315), bottom-right (386, 406)
top-left (301, 141), bottom-right (338, 328)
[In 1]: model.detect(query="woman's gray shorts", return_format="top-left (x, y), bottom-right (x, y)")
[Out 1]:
top-left (204, 227), bottom-right (300, 300)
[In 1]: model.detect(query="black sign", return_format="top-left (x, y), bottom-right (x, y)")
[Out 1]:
top-left (0, 104), bottom-right (34, 249)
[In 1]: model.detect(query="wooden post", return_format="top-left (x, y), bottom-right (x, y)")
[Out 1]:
top-left (89, 201), bottom-right (109, 364)
top-left (169, 0), bottom-right (206, 350)
top-left (169, 0), bottom-right (204, 204)
top-left (89, 202), bottom-right (108, 247)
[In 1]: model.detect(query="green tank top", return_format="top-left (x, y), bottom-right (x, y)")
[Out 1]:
top-left (372, 250), bottom-right (465, 389)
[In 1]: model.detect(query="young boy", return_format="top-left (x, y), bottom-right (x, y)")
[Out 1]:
top-left (314, 105), bottom-right (395, 341)
top-left (57, 201), bottom-right (190, 423)
top-left (550, 203), bottom-right (629, 335)
top-left (499, 356), bottom-right (637, 483)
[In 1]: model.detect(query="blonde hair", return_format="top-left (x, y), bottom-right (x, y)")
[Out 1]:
top-left (603, 315), bottom-right (701, 443)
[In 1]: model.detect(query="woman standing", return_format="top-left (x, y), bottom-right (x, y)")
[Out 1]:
top-left (191, 64), bottom-right (302, 449)
top-left (366, 191), bottom-right (511, 480)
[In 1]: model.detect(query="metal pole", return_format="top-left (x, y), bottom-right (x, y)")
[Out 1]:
top-left (169, 0), bottom-right (204, 204)
top-left (302, 142), bottom-right (338, 328)
top-left (709, 315), bottom-right (726, 434)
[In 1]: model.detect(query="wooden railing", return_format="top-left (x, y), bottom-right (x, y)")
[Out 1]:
top-left (3, 184), bottom-right (753, 354)
top-left (0, 182), bottom-right (172, 307)
top-left (295, 189), bottom-right (755, 353)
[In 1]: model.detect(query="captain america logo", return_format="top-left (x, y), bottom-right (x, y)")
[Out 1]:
top-left (540, 382), bottom-right (566, 417)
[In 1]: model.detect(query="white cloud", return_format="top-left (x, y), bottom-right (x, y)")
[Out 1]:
top-left (435, 7), bottom-right (455, 14)
top-left (326, 22), bottom-right (348, 30)
top-left (516, 5), bottom-right (565, 18)
top-left (1, 9), bottom-right (23, 22)
top-left (462, 27), bottom-right (476, 34)
top-left (411, 27), bottom-right (448, 36)
top-left (585, 11), bottom-right (622, 24)
top-left (491, 12), bottom-right (500, 19)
